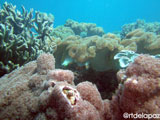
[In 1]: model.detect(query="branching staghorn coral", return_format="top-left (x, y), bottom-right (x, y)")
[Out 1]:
top-left (33, 11), bottom-right (54, 42)
top-left (0, 2), bottom-right (57, 75)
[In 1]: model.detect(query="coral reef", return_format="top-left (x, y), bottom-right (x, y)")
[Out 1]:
top-left (52, 27), bottom-right (160, 72)
top-left (2, 2), bottom-right (160, 76)
top-left (53, 27), bottom-right (160, 72)
top-left (0, 52), bottom-right (160, 119)
top-left (0, 2), bottom-right (56, 76)
top-left (64, 19), bottom-right (105, 37)
top-left (121, 19), bottom-right (160, 38)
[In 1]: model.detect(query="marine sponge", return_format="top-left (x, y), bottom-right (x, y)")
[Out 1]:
top-left (103, 99), bottom-right (112, 120)
top-left (0, 61), bottom-right (39, 120)
top-left (0, 52), bottom-right (106, 120)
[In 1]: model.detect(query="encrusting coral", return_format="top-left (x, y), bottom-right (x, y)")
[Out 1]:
top-left (0, 53), bottom-right (160, 120)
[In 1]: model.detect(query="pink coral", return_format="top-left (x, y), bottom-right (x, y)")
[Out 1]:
top-left (126, 54), bottom-right (160, 77)
top-left (77, 81), bottom-right (104, 119)
top-left (37, 53), bottom-right (55, 74)
top-left (47, 69), bottom-right (74, 85)
top-left (103, 99), bottom-right (112, 120)
top-left (0, 51), bottom-right (106, 120)
top-left (2, 52), bottom-right (160, 120)
top-left (50, 82), bottom-right (101, 120)
top-left (111, 55), bottom-right (160, 119)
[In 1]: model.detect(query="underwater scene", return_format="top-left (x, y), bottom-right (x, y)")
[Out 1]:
top-left (0, 0), bottom-right (160, 120)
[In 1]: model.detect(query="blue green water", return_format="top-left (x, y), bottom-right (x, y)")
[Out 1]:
top-left (1, 0), bottom-right (160, 32)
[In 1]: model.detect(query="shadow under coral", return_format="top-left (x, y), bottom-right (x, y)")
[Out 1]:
top-left (62, 64), bottom-right (119, 100)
